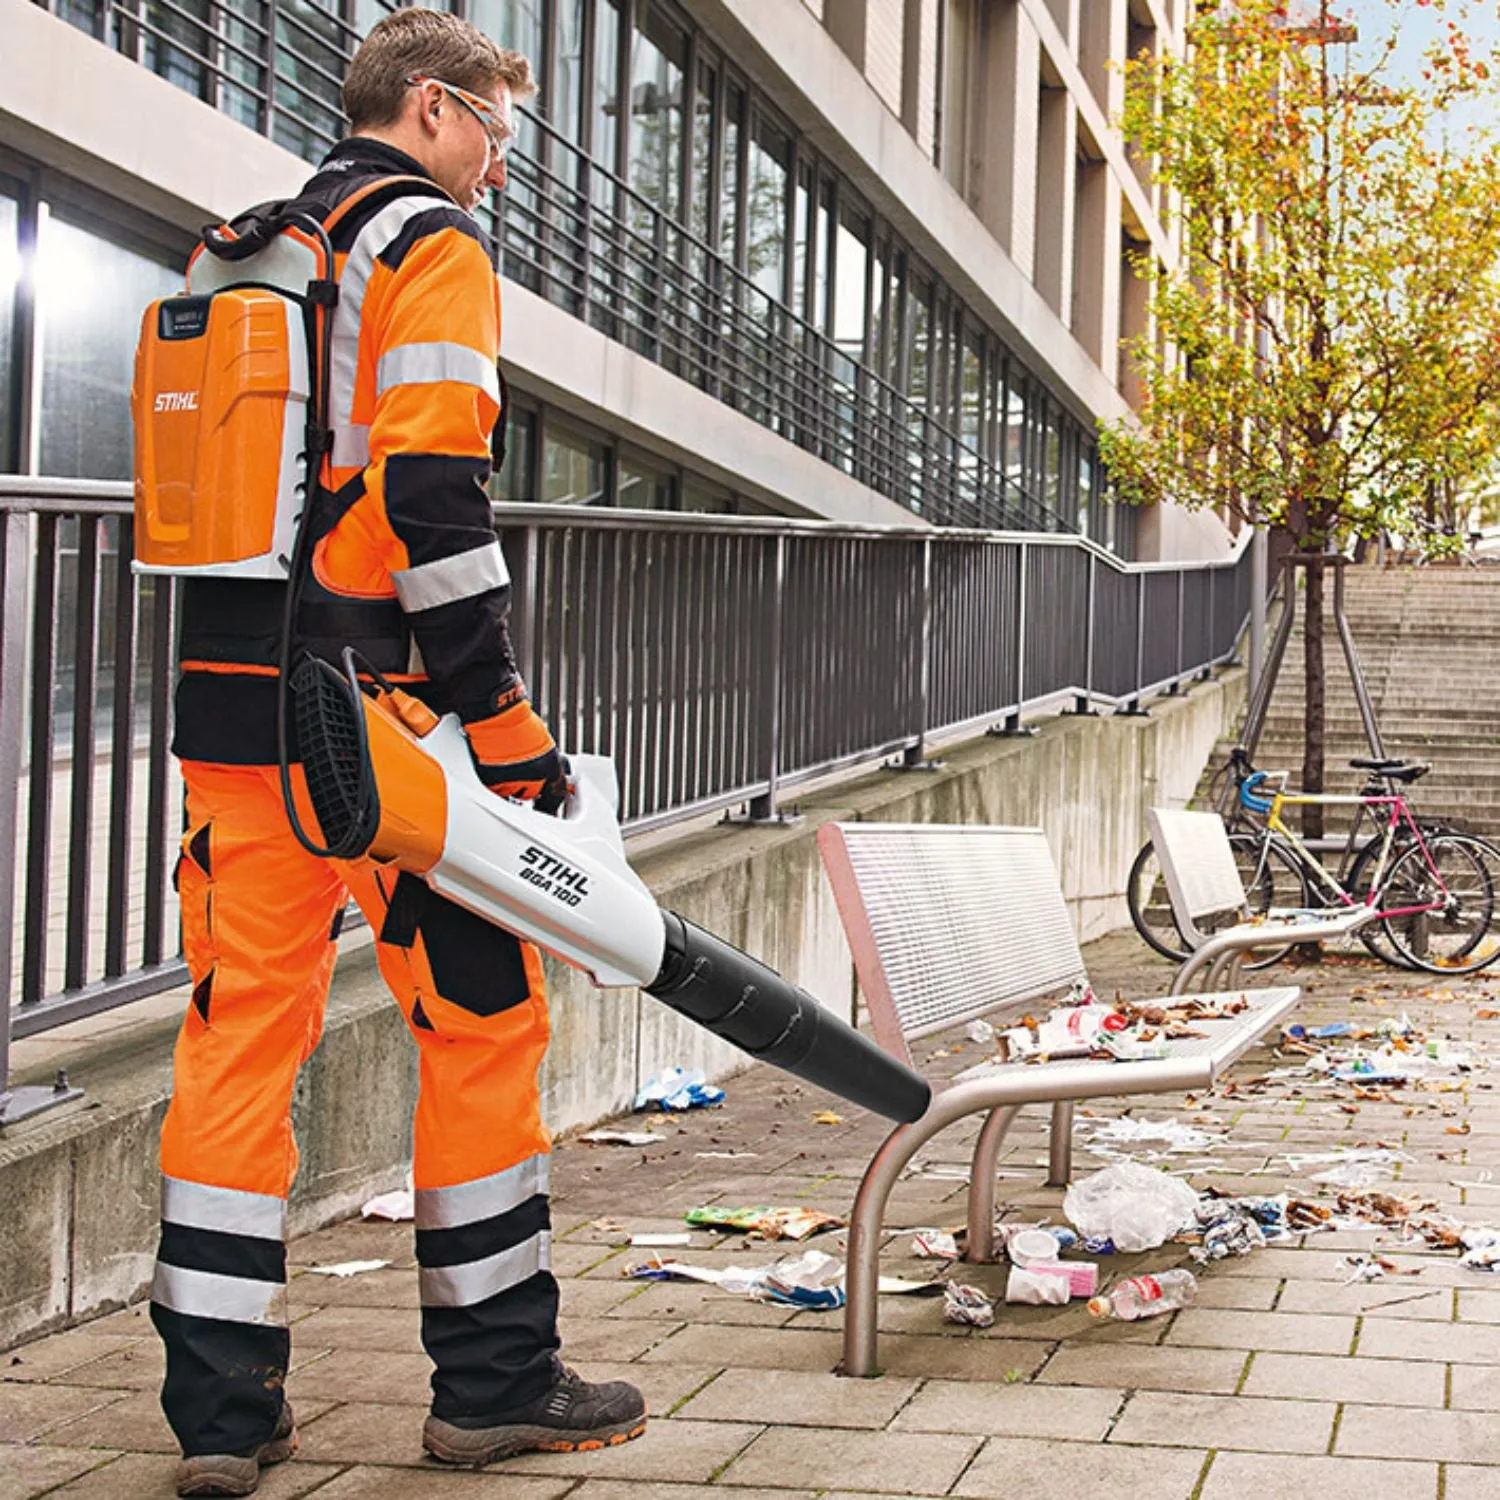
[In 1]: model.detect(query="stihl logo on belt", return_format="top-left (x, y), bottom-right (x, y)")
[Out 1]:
top-left (154, 391), bottom-right (200, 412)
top-left (519, 845), bottom-right (588, 907)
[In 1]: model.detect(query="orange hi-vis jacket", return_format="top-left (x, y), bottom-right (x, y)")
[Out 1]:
top-left (174, 137), bottom-right (519, 765)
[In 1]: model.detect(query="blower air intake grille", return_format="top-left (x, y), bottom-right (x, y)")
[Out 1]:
top-left (290, 655), bottom-right (381, 859)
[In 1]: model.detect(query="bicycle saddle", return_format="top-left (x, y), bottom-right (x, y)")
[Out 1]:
top-left (1349, 757), bottom-right (1430, 783)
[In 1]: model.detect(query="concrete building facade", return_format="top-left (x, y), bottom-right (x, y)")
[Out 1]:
top-left (0, 0), bottom-right (1226, 558)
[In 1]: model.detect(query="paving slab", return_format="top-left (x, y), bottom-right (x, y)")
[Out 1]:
top-left (720, 1425), bottom-right (980, 1495)
top-left (1197, 1451), bottom-right (1439, 1500)
top-left (1336, 1404), bottom-right (1500, 1465)
top-left (1036, 1342), bottom-right (1249, 1394)
top-left (35, 1454), bottom-right (340, 1499)
top-left (674, 1367), bottom-right (919, 1429)
top-left (1109, 1390), bottom-right (1336, 1454)
top-left (298, 1469), bottom-right (572, 1499)
top-left (951, 1436), bottom-right (1207, 1499)
top-left (0, 1444), bottom-right (118, 1500)
top-left (1240, 1350), bottom-right (1448, 1407)
top-left (891, 1379), bottom-right (1124, 1440)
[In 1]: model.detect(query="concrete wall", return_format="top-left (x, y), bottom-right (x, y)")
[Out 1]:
top-left (0, 673), bottom-right (1241, 1350)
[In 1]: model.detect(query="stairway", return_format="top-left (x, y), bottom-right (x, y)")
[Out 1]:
top-left (1209, 565), bottom-right (1500, 837)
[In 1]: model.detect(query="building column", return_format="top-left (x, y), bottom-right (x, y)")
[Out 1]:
top-left (976, 1), bottom-right (1040, 278)
top-left (1033, 80), bottom-right (1076, 322)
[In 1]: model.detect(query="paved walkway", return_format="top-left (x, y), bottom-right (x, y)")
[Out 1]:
top-left (5, 933), bottom-right (1500, 1498)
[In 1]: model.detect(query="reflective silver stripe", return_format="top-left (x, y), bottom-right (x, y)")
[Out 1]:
top-left (330, 424), bottom-right (370, 469)
top-left (376, 341), bottom-right (499, 402)
top-left (419, 1230), bottom-right (550, 1308)
top-left (161, 1177), bottom-right (286, 1240)
top-left (152, 1263), bottom-right (287, 1326)
top-left (415, 1154), bottom-right (549, 1231)
top-left (328, 197), bottom-right (445, 446)
top-left (392, 542), bottom-right (510, 613)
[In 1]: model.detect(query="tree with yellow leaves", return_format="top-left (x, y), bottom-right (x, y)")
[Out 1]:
top-left (1102, 0), bottom-right (1500, 833)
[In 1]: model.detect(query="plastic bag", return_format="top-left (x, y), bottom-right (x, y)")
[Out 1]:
top-left (1063, 1161), bottom-right (1200, 1253)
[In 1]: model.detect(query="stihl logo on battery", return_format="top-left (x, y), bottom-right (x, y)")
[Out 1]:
top-left (519, 846), bottom-right (588, 907)
top-left (154, 391), bottom-right (200, 412)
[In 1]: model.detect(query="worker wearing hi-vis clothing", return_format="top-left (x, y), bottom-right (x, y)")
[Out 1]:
top-left (148, 11), bottom-right (645, 1495)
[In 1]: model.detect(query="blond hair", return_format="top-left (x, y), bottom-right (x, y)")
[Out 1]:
top-left (343, 8), bottom-right (537, 131)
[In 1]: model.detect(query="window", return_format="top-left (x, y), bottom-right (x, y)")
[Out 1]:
top-left (0, 186), bottom-right (18, 472)
top-left (594, 0), bottom-right (623, 170)
top-left (468, 0), bottom-right (545, 57)
top-left (618, 452), bottom-right (675, 510)
top-left (542, 422), bottom-right (609, 505)
top-left (720, 83), bottom-right (743, 266)
top-left (492, 405), bottom-right (537, 500)
top-left (629, 5), bottom-right (687, 224)
top-left (745, 114), bottom-right (789, 302)
top-left (37, 206), bottom-right (182, 479)
top-left (833, 203), bottom-right (870, 364)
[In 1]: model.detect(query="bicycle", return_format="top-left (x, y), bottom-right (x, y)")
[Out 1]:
top-left (1129, 749), bottom-right (1500, 973)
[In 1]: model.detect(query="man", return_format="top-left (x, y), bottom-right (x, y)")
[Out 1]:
top-left (149, 11), bottom-right (645, 1495)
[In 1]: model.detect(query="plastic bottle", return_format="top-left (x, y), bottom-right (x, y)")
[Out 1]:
top-left (1087, 1269), bottom-right (1198, 1321)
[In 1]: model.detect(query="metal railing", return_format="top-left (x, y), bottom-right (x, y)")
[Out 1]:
top-left (1, 476), bottom-right (1253, 1115)
top-left (36, 0), bottom-right (359, 162)
top-left (498, 113), bottom-right (1071, 535)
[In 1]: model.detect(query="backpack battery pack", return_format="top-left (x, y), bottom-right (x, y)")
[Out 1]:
top-left (132, 286), bottom-right (310, 578)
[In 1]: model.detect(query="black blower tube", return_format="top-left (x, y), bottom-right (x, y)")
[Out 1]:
top-left (647, 912), bottom-right (931, 1124)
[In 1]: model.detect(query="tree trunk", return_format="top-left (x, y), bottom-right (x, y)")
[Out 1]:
top-left (1301, 557), bottom-right (1325, 842)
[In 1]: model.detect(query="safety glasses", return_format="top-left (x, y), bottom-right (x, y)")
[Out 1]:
top-left (407, 75), bottom-right (516, 158)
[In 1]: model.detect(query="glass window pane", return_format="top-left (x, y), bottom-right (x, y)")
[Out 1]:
top-left (745, 114), bottom-right (788, 302)
top-left (542, 423), bottom-right (608, 505)
top-left (814, 180), bottom-right (833, 334)
top-left (37, 208), bottom-right (183, 480)
top-left (0, 189), bottom-right (18, 473)
top-left (720, 84), bottom-right (742, 263)
top-left (594, 0), bottom-right (622, 171)
top-left (551, 0), bottom-right (586, 144)
top-left (833, 205), bottom-right (868, 361)
top-left (618, 454), bottom-right (675, 510)
top-left (491, 407), bottom-right (537, 500)
top-left (468, 0), bottom-right (545, 55)
top-left (681, 477), bottom-right (731, 513)
top-left (691, 61), bottom-right (716, 247)
top-left (1005, 374), bottom-right (1025, 485)
top-left (629, 4), bottom-right (686, 223)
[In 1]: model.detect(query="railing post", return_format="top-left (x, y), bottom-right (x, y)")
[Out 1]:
top-left (993, 541), bottom-right (1035, 736)
top-left (1169, 567), bottom-right (1185, 692)
top-left (899, 535), bottom-right (939, 770)
top-left (747, 533), bottom-right (788, 822)
top-left (1068, 550), bottom-right (1098, 715)
top-left (1118, 568), bottom-right (1150, 716)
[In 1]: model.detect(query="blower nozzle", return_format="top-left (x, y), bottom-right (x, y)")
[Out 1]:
top-left (649, 913), bottom-right (931, 1124)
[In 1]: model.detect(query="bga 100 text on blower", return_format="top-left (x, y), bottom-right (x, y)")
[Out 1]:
top-left (291, 652), bottom-right (931, 1124)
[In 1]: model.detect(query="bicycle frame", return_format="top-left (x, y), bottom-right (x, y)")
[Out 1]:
top-left (1245, 774), bottom-right (1451, 924)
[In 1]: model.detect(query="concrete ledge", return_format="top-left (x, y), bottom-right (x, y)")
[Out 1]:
top-left (0, 671), bottom-right (1241, 1349)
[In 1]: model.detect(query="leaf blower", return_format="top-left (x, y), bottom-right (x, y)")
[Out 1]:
top-left (290, 650), bottom-right (932, 1125)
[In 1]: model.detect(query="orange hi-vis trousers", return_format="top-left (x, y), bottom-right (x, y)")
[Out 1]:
top-left (151, 761), bottom-right (560, 1458)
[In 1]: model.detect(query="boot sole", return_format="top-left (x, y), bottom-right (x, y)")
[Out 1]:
top-left (175, 1433), bottom-right (297, 1496)
top-left (423, 1416), bottom-right (647, 1466)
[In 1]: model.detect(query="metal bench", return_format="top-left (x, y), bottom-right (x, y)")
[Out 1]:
top-left (1145, 806), bottom-right (1379, 996)
top-left (818, 821), bottom-right (1301, 1377)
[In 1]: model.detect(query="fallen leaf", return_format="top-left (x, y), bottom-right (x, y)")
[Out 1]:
top-left (1446, 1123), bottom-right (1472, 1136)
top-left (812, 1111), bottom-right (844, 1126)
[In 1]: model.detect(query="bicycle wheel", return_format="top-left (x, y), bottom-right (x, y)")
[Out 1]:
top-left (1380, 835), bottom-right (1499, 974)
top-left (1344, 837), bottom-right (1417, 969)
top-left (1127, 840), bottom-right (1189, 962)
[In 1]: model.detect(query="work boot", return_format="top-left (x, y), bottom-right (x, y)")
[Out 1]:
top-left (174, 1402), bottom-right (297, 1497)
top-left (422, 1365), bottom-right (647, 1465)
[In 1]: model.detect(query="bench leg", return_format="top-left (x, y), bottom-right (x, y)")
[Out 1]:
top-left (844, 1113), bottom-right (949, 1378)
top-left (965, 1105), bottom-right (1020, 1263)
top-left (1046, 1100), bottom-right (1074, 1186)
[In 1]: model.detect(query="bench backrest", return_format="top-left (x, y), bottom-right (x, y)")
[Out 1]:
top-left (1144, 806), bottom-right (1248, 944)
top-left (817, 822), bottom-right (1088, 1066)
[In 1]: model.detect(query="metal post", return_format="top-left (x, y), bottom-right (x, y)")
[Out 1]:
top-left (1067, 551), bottom-right (1098, 715)
top-left (1249, 527), bottom-right (1268, 696)
top-left (747, 534), bottom-right (789, 822)
top-left (993, 541), bottom-right (1035, 735)
top-left (1117, 569), bottom-right (1150, 715)
top-left (899, 536), bottom-right (940, 770)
